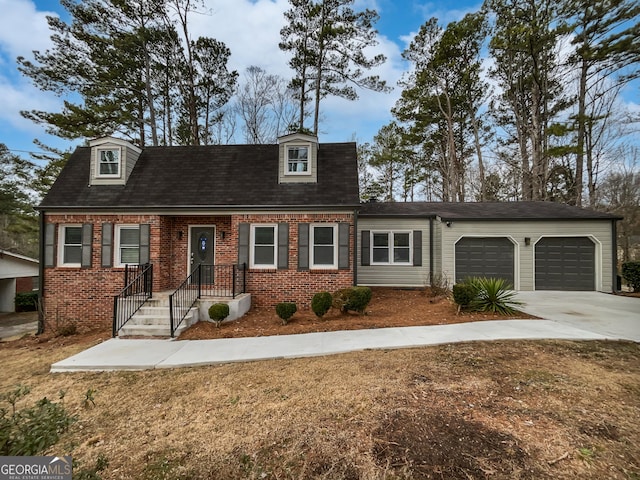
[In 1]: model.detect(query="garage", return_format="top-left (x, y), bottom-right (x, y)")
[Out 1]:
top-left (455, 237), bottom-right (514, 285)
top-left (535, 237), bottom-right (595, 291)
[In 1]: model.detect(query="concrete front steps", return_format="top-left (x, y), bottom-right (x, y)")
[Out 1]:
top-left (117, 292), bottom-right (251, 338)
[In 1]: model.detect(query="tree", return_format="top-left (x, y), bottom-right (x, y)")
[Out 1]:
top-left (280, 0), bottom-right (389, 134)
top-left (367, 123), bottom-right (409, 201)
top-left (561, 0), bottom-right (640, 206)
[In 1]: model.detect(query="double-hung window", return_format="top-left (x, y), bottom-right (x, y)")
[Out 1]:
top-left (251, 224), bottom-right (277, 269)
top-left (97, 148), bottom-right (121, 177)
top-left (115, 225), bottom-right (140, 266)
top-left (311, 224), bottom-right (337, 269)
top-left (371, 231), bottom-right (411, 265)
top-left (286, 146), bottom-right (309, 174)
top-left (59, 225), bottom-right (82, 267)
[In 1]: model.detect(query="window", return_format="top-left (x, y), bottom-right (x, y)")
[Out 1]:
top-left (286, 146), bottom-right (309, 174)
top-left (371, 231), bottom-right (412, 265)
top-left (251, 224), bottom-right (277, 269)
top-left (98, 148), bottom-right (120, 177)
top-left (115, 225), bottom-right (140, 266)
top-left (59, 225), bottom-right (82, 267)
top-left (311, 224), bottom-right (337, 269)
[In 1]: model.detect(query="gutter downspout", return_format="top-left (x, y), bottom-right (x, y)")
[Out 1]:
top-left (429, 216), bottom-right (434, 283)
top-left (612, 219), bottom-right (618, 293)
top-left (353, 209), bottom-right (358, 286)
top-left (38, 211), bottom-right (45, 334)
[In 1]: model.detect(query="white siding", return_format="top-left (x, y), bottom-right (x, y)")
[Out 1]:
top-left (357, 217), bottom-right (430, 286)
top-left (439, 219), bottom-right (615, 292)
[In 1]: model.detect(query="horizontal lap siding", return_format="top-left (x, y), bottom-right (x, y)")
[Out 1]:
top-left (439, 220), bottom-right (614, 292)
top-left (357, 218), bottom-right (429, 286)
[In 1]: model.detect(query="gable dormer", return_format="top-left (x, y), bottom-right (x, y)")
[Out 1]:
top-left (89, 137), bottom-right (142, 186)
top-left (277, 133), bottom-right (319, 184)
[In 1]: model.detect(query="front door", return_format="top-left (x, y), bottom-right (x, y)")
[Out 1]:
top-left (190, 226), bottom-right (215, 284)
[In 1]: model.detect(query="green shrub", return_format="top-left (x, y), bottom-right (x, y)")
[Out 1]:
top-left (0, 385), bottom-right (76, 456)
top-left (15, 292), bottom-right (38, 312)
top-left (452, 283), bottom-right (477, 308)
top-left (311, 292), bottom-right (333, 318)
top-left (208, 303), bottom-right (230, 327)
top-left (275, 302), bottom-right (297, 325)
top-left (622, 262), bottom-right (640, 292)
top-left (466, 277), bottom-right (522, 315)
top-left (332, 287), bottom-right (372, 315)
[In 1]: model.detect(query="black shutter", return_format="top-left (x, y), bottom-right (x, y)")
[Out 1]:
top-left (298, 223), bottom-right (309, 270)
top-left (81, 223), bottom-right (93, 268)
top-left (277, 223), bottom-right (289, 269)
top-left (139, 224), bottom-right (150, 264)
top-left (413, 230), bottom-right (422, 266)
top-left (338, 223), bottom-right (350, 269)
top-left (361, 230), bottom-right (370, 266)
top-left (44, 223), bottom-right (55, 268)
top-left (238, 223), bottom-right (249, 266)
top-left (101, 223), bottom-right (113, 267)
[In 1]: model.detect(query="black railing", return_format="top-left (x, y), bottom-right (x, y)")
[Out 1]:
top-left (169, 263), bottom-right (246, 337)
top-left (112, 263), bottom-right (153, 337)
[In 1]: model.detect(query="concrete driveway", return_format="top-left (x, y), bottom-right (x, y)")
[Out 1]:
top-left (516, 291), bottom-right (640, 342)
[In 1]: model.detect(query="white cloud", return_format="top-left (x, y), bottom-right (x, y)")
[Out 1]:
top-left (0, 0), bottom-right (56, 61)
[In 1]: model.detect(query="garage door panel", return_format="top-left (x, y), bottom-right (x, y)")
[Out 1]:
top-left (455, 237), bottom-right (514, 285)
top-left (535, 237), bottom-right (594, 291)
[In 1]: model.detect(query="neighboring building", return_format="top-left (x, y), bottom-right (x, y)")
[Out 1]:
top-left (0, 250), bottom-right (39, 312)
top-left (38, 135), bottom-right (621, 336)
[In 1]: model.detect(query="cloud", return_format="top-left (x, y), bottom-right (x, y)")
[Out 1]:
top-left (0, 0), bottom-right (56, 62)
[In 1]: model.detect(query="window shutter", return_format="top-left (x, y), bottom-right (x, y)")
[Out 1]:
top-left (139, 224), bottom-right (150, 264)
top-left (44, 223), bottom-right (55, 268)
top-left (361, 230), bottom-right (370, 266)
top-left (277, 223), bottom-right (289, 269)
top-left (101, 223), bottom-right (113, 267)
top-left (338, 223), bottom-right (350, 269)
top-left (298, 223), bottom-right (309, 270)
top-left (81, 223), bottom-right (93, 268)
top-left (413, 230), bottom-right (422, 266)
top-left (238, 223), bottom-right (249, 267)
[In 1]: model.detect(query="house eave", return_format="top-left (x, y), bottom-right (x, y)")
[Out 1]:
top-left (37, 204), bottom-right (361, 214)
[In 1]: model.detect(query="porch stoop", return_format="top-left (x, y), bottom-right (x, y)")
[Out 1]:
top-left (117, 292), bottom-right (252, 338)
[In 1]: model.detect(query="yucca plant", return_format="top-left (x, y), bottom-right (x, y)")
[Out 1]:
top-left (466, 277), bottom-right (522, 315)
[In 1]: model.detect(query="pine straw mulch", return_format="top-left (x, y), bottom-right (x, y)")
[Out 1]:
top-left (179, 287), bottom-right (537, 340)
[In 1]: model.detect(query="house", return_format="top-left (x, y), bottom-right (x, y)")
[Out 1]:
top-left (37, 134), bottom-right (621, 336)
top-left (0, 249), bottom-right (39, 312)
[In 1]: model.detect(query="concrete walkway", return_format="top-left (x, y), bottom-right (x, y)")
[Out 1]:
top-left (50, 290), bottom-right (639, 372)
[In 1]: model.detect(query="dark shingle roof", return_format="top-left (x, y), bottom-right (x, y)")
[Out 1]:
top-left (358, 201), bottom-right (621, 220)
top-left (40, 143), bottom-right (360, 210)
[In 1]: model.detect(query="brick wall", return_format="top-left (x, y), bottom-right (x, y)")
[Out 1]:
top-left (42, 211), bottom-right (355, 332)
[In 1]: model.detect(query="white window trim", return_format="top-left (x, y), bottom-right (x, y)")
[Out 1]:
top-left (371, 231), bottom-right (413, 265)
top-left (96, 146), bottom-right (122, 178)
top-left (250, 224), bottom-right (278, 269)
top-left (57, 224), bottom-right (82, 267)
top-left (310, 224), bottom-right (338, 269)
top-left (285, 144), bottom-right (311, 176)
top-left (114, 224), bottom-right (140, 267)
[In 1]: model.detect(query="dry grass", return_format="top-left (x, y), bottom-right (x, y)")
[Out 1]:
top-left (1, 333), bottom-right (639, 479)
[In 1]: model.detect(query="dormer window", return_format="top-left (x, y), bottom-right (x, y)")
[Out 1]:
top-left (98, 148), bottom-right (121, 177)
top-left (287, 146), bottom-right (309, 174)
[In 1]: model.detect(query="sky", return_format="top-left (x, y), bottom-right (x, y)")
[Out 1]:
top-left (0, 0), bottom-right (637, 159)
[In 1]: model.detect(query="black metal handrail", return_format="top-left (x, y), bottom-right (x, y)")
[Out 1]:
top-left (169, 263), bottom-right (247, 337)
top-left (112, 263), bottom-right (153, 337)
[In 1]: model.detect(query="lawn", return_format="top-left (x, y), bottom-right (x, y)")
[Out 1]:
top-left (1, 331), bottom-right (639, 479)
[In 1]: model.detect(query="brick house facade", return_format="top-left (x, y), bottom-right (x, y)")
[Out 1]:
top-left (38, 134), bottom-right (359, 332)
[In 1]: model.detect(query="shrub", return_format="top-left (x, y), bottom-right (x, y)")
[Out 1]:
top-left (311, 292), bottom-right (333, 318)
top-left (275, 302), bottom-right (297, 325)
top-left (0, 385), bottom-right (76, 456)
top-left (466, 277), bottom-right (522, 315)
top-left (208, 303), bottom-right (230, 327)
top-left (452, 283), bottom-right (477, 308)
top-left (622, 262), bottom-right (640, 292)
top-left (332, 287), bottom-right (372, 315)
top-left (15, 292), bottom-right (38, 312)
